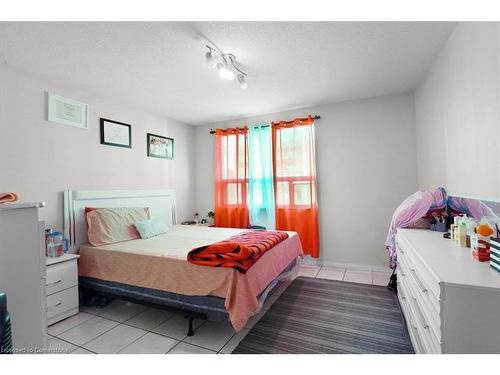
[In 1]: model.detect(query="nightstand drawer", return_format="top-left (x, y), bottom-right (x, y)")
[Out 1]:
top-left (46, 286), bottom-right (78, 325)
top-left (46, 260), bottom-right (77, 296)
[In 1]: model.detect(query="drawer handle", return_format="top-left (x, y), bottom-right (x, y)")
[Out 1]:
top-left (396, 241), bottom-right (404, 253)
top-left (410, 268), bottom-right (428, 293)
top-left (47, 279), bottom-right (62, 287)
top-left (411, 297), bottom-right (429, 330)
top-left (399, 289), bottom-right (406, 301)
top-left (47, 302), bottom-right (62, 310)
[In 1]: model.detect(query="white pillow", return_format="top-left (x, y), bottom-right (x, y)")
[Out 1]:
top-left (134, 218), bottom-right (169, 239)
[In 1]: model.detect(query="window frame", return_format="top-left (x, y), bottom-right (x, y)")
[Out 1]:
top-left (274, 175), bottom-right (316, 208)
top-left (217, 131), bottom-right (249, 208)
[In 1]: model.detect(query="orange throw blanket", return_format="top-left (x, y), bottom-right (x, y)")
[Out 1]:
top-left (187, 230), bottom-right (289, 273)
top-left (0, 192), bottom-right (18, 203)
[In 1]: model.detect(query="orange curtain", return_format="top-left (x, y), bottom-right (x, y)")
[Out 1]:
top-left (272, 116), bottom-right (319, 257)
top-left (214, 127), bottom-right (249, 228)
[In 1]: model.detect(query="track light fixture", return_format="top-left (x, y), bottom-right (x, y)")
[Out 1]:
top-left (205, 44), bottom-right (248, 89)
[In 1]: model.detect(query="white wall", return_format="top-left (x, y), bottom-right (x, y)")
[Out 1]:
top-left (0, 64), bottom-right (196, 230)
top-left (194, 92), bottom-right (418, 267)
top-left (415, 22), bottom-right (500, 200)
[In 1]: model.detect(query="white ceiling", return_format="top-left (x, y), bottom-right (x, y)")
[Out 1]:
top-left (0, 22), bottom-right (455, 125)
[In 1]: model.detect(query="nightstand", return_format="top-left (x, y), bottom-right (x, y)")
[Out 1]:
top-left (45, 253), bottom-right (79, 325)
top-left (196, 223), bottom-right (214, 227)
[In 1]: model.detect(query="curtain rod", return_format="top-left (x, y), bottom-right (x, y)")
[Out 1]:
top-left (209, 115), bottom-right (321, 134)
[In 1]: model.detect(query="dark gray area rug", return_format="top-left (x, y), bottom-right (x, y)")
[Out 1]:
top-left (233, 277), bottom-right (414, 354)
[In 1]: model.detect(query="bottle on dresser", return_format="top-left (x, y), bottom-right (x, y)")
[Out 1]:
top-left (451, 215), bottom-right (468, 247)
top-left (46, 231), bottom-right (64, 258)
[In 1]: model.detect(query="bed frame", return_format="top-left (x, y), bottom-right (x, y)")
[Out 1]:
top-left (63, 189), bottom-right (297, 336)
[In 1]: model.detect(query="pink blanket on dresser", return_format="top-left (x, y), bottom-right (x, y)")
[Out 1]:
top-left (385, 188), bottom-right (446, 268)
top-left (78, 226), bottom-right (303, 331)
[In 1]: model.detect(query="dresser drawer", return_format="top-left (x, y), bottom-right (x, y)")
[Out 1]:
top-left (46, 286), bottom-right (78, 325)
top-left (396, 238), bottom-right (441, 307)
top-left (398, 280), bottom-right (425, 354)
top-left (397, 252), bottom-right (441, 338)
top-left (398, 261), bottom-right (443, 353)
top-left (46, 260), bottom-right (77, 296)
top-left (406, 284), bottom-right (442, 354)
top-left (399, 273), bottom-right (442, 353)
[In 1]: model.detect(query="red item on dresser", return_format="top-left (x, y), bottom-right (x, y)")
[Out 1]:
top-left (471, 235), bottom-right (491, 262)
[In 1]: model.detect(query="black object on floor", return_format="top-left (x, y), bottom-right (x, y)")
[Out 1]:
top-left (387, 266), bottom-right (398, 294)
top-left (0, 292), bottom-right (12, 354)
top-left (233, 277), bottom-right (414, 354)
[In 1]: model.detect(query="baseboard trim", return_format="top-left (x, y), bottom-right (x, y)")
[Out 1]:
top-left (300, 257), bottom-right (391, 273)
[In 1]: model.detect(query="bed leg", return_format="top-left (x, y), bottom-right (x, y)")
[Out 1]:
top-left (186, 317), bottom-right (195, 337)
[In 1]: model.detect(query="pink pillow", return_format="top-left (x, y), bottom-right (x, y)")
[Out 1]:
top-left (87, 207), bottom-right (149, 246)
top-left (84, 207), bottom-right (150, 229)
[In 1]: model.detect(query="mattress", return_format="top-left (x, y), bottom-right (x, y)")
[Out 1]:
top-left (78, 225), bottom-right (303, 331)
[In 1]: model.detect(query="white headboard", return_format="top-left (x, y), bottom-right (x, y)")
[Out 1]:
top-left (63, 189), bottom-right (176, 253)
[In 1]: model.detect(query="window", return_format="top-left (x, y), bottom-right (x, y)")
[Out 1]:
top-left (272, 118), bottom-right (319, 257)
top-left (214, 118), bottom-right (319, 257)
top-left (274, 125), bottom-right (317, 207)
top-left (214, 128), bottom-right (249, 228)
top-left (219, 131), bottom-right (248, 206)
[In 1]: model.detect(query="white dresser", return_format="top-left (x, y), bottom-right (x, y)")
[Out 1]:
top-left (0, 203), bottom-right (47, 353)
top-left (396, 228), bottom-right (500, 354)
top-left (46, 253), bottom-right (79, 325)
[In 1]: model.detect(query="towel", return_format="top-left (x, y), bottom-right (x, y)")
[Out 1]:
top-left (0, 192), bottom-right (18, 203)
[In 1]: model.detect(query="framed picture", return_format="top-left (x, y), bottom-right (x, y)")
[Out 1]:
top-left (47, 93), bottom-right (88, 129)
top-left (100, 118), bottom-right (132, 148)
top-left (147, 133), bottom-right (174, 159)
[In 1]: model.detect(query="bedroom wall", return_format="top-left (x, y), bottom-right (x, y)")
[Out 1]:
top-left (193, 92), bottom-right (418, 268)
top-left (415, 22), bottom-right (500, 200)
top-left (0, 64), bottom-right (196, 230)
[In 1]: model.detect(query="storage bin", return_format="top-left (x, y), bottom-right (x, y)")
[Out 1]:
top-left (490, 238), bottom-right (500, 273)
top-left (430, 222), bottom-right (447, 232)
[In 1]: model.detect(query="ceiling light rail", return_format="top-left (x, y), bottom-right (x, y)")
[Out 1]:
top-left (205, 44), bottom-right (248, 89)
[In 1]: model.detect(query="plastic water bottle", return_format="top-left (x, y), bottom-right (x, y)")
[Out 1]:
top-left (47, 232), bottom-right (64, 258)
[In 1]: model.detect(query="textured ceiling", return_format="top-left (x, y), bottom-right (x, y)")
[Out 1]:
top-left (0, 22), bottom-right (455, 125)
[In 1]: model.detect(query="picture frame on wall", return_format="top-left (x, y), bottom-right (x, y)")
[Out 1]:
top-left (47, 92), bottom-right (88, 129)
top-left (100, 118), bottom-right (132, 148)
top-left (147, 133), bottom-right (174, 159)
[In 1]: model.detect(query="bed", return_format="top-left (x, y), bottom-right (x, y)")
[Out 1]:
top-left (63, 189), bottom-right (303, 334)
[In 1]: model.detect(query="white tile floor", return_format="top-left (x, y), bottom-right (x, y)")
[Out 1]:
top-left (299, 264), bottom-right (392, 286)
top-left (47, 264), bottom-right (392, 354)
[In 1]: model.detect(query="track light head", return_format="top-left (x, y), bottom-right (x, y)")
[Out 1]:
top-left (237, 74), bottom-right (248, 89)
top-left (218, 63), bottom-right (235, 81)
top-left (205, 51), bottom-right (217, 68)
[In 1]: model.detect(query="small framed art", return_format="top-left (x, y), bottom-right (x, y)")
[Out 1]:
top-left (47, 93), bottom-right (88, 129)
top-left (147, 133), bottom-right (174, 159)
top-left (100, 118), bottom-right (132, 148)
